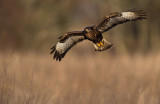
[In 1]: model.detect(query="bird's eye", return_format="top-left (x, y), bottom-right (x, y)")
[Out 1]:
top-left (85, 28), bottom-right (90, 32)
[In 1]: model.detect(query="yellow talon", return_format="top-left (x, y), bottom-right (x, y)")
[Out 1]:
top-left (96, 41), bottom-right (103, 47)
top-left (100, 41), bottom-right (104, 46)
top-left (97, 43), bottom-right (101, 47)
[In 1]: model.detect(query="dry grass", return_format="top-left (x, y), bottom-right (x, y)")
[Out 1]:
top-left (0, 52), bottom-right (160, 104)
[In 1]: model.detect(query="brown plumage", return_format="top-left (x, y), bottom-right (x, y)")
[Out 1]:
top-left (50, 9), bottom-right (147, 61)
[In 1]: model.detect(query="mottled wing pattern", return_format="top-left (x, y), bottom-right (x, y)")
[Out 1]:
top-left (58, 31), bottom-right (84, 42)
top-left (96, 10), bottom-right (147, 33)
top-left (50, 32), bottom-right (85, 61)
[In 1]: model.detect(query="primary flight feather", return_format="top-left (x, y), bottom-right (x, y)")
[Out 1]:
top-left (50, 9), bottom-right (147, 61)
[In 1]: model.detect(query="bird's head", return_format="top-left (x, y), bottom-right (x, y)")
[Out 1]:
top-left (84, 26), bottom-right (94, 32)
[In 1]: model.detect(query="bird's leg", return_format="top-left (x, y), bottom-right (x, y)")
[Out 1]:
top-left (96, 42), bottom-right (101, 47)
top-left (96, 40), bottom-right (104, 47)
top-left (100, 41), bottom-right (104, 46)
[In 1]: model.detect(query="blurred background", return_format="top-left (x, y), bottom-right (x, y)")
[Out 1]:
top-left (0, 0), bottom-right (160, 53)
top-left (1, 0), bottom-right (160, 104)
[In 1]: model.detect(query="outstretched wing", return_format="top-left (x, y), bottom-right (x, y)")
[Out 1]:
top-left (50, 31), bottom-right (85, 61)
top-left (96, 10), bottom-right (147, 33)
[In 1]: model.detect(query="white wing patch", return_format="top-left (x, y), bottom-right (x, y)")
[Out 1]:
top-left (56, 36), bottom-right (84, 54)
top-left (51, 36), bottom-right (85, 61)
top-left (121, 12), bottom-right (137, 20)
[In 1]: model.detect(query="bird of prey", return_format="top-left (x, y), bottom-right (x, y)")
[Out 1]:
top-left (50, 9), bottom-right (147, 61)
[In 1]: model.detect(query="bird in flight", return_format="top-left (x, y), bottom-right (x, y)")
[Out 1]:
top-left (50, 9), bottom-right (147, 61)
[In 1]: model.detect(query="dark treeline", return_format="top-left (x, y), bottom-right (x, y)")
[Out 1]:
top-left (0, 0), bottom-right (159, 53)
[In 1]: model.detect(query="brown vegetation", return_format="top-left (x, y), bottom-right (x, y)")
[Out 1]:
top-left (0, 52), bottom-right (160, 104)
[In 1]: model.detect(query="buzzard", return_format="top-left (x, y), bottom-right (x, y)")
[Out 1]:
top-left (50, 9), bottom-right (147, 61)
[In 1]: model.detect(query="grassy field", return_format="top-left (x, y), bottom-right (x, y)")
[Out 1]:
top-left (0, 52), bottom-right (160, 104)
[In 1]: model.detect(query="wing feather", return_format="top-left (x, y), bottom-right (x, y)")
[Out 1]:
top-left (50, 32), bottom-right (85, 61)
top-left (96, 10), bottom-right (147, 33)
top-left (58, 31), bottom-right (84, 43)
